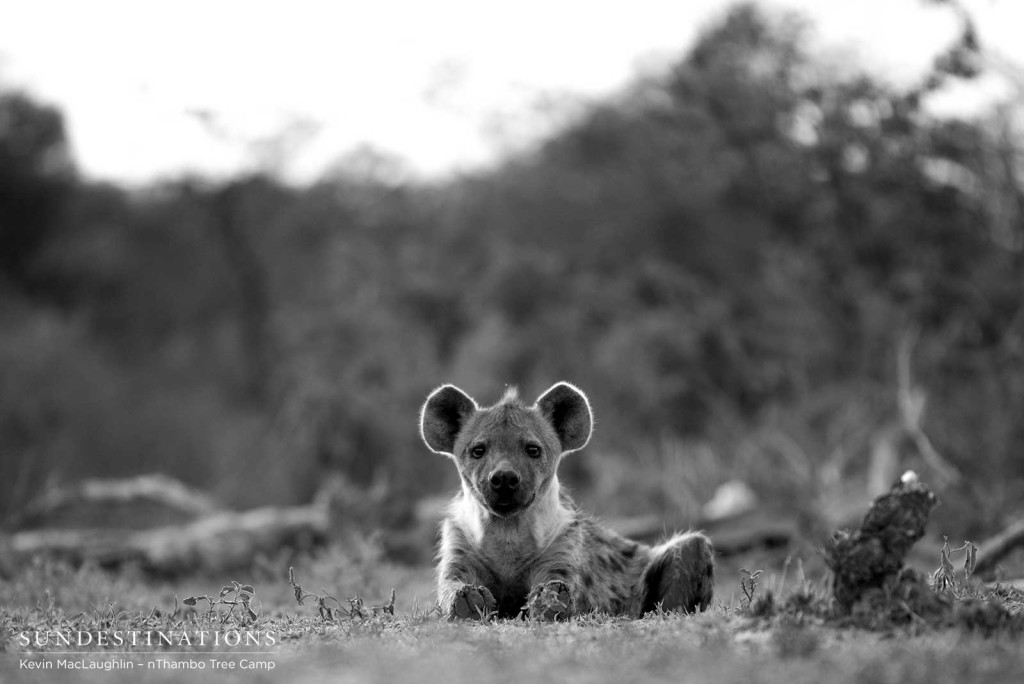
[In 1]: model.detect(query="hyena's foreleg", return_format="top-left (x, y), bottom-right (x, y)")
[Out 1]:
top-left (522, 539), bottom-right (587, 620)
top-left (437, 534), bottom-right (496, 620)
top-left (438, 579), bottom-right (495, 620)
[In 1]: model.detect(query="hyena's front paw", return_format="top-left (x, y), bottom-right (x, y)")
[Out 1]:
top-left (525, 579), bottom-right (573, 621)
top-left (450, 585), bottom-right (496, 621)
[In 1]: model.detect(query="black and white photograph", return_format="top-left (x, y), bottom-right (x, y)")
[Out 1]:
top-left (2, 0), bottom-right (1024, 681)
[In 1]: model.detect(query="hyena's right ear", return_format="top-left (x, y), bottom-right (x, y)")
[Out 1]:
top-left (535, 382), bottom-right (593, 454)
top-left (420, 385), bottom-right (478, 456)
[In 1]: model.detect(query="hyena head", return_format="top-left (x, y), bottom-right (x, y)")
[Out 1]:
top-left (420, 382), bottom-right (592, 518)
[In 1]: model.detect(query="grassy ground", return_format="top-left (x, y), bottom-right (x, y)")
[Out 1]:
top-left (2, 548), bottom-right (1024, 684)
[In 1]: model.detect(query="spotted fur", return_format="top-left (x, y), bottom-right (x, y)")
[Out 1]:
top-left (421, 382), bottom-right (714, 620)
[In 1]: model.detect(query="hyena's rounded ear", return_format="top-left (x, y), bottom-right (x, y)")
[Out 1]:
top-left (535, 382), bottom-right (593, 454)
top-left (420, 385), bottom-right (478, 456)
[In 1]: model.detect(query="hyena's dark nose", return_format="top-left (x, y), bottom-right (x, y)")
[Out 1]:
top-left (489, 470), bottom-right (520, 491)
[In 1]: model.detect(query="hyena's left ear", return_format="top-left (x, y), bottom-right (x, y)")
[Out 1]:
top-left (535, 382), bottom-right (593, 454)
top-left (421, 385), bottom-right (479, 456)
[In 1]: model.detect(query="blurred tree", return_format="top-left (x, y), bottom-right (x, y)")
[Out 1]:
top-left (3, 2), bottom-right (1023, 539)
top-left (208, 176), bottom-right (279, 402)
top-left (0, 90), bottom-right (74, 289)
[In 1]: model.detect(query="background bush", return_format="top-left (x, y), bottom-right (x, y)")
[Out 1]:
top-left (2, 4), bottom-right (1022, 538)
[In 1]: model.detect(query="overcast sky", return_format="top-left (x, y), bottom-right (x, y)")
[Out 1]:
top-left (0, 0), bottom-right (1020, 184)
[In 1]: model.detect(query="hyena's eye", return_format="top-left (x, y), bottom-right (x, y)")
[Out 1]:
top-left (525, 444), bottom-right (542, 458)
top-left (469, 444), bottom-right (487, 459)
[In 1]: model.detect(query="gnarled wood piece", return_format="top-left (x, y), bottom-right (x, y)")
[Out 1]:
top-left (824, 474), bottom-right (937, 610)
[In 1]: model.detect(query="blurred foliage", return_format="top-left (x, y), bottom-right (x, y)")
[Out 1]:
top-left (2, 3), bottom-right (1024, 536)
top-left (0, 91), bottom-right (73, 286)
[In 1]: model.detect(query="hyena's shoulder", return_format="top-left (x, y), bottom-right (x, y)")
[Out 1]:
top-left (569, 516), bottom-right (647, 568)
top-left (547, 493), bottom-right (645, 566)
top-left (548, 516), bottom-right (643, 610)
top-left (554, 515), bottom-right (651, 615)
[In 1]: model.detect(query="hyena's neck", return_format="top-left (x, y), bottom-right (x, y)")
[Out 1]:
top-left (452, 477), bottom-right (574, 554)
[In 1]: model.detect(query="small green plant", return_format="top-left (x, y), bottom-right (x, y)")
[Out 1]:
top-left (739, 568), bottom-right (763, 608)
top-left (288, 566), bottom-right (396, 622)
top-left (930, 537), bottom-right (978, 598)
top-left (182, 580), bottom-right (260, 624)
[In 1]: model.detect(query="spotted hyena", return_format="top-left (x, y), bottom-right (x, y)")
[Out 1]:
top-left (420, 381), bottom-right (714, 620)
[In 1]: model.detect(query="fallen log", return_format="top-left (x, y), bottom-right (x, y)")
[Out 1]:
top-left (609, 509), bottom-right (798, 556)
top-left (975, 518), bottom-right (1024, 578)
top-left (9, 504), bottom-right (327, 575)
top-left (6, 473), bottom-right (330, 574)
top-left (13, 474), bottom-right (220, 530)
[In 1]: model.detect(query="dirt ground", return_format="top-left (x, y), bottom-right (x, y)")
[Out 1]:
top-left (2, 547), bottom-right (1023, 684)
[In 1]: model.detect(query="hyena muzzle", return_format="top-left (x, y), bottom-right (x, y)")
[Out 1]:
top-left (420, 381), bottom-right (714, 620)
